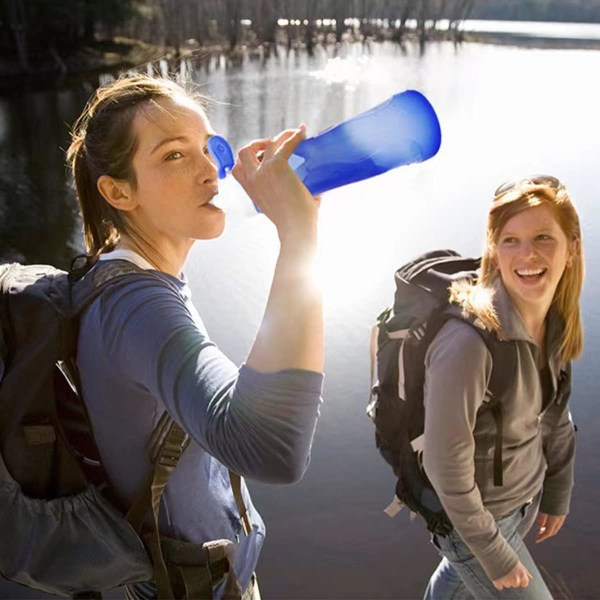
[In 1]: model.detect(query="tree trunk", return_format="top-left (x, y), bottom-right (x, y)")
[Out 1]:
top-left (391, 0), bottom-right (417, 44)
top-left (7, 0), bottom-right (29, 71)
top-left (224, 0), bottom-right (240, 50)
top-left (418, 0), bottom-right (430, 50)
top-left (333, 0), bottom-right (346, 43)
top-left (303, 0), bottom-right (319, 55)
top-left (159, 0), bottom-right (182, 55)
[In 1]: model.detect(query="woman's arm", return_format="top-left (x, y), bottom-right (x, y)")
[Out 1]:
top-left (533, 396), bottom-right (576, 543)
top-left (540, 399), bottom-right (576, 516)
top-left (232, 127), bottom-right (323, 374)
top-left (97, 276), bottom-right (322, 484)
top-left (422, 320), bottom-right (520, 582)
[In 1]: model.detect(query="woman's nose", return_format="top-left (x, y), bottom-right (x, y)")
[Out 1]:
top-left (521, 240), bottom-right (538, 258)
top-left (199, 151), bottom-right (218, 182)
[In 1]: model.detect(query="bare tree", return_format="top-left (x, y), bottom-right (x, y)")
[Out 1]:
top-left (330, 0), bottom-right (349, 43)
top-left (250, 0), bottom-right (281, 48)
top-left (6, 0), bottom-right (29, 70)
top-left (304, 0), bottom-right (320, 54)
top-left (159, 0), bottom-right (183, 55)
top-left (429, 0), bottom-right (451, 31)
top-left (387, 0), bottom-right (418, 44)
top-left (216, 0), bottom-right (242, 50)
top-left (417, 0), bottom-right (429, 48)
top-left (447, 0), bottom-right (478, 38)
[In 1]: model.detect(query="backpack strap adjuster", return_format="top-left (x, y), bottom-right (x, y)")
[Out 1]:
top-left (156, 432), bottom-right (190, 469)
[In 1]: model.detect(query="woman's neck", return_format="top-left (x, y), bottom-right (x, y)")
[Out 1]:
top-left (513, 301), bottom-right (549, 348)
top-left (116, 237), bottom-right (189, 278)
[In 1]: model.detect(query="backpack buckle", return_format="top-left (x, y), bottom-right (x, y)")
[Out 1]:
top-left (156, 435), bottom-right (190, 468)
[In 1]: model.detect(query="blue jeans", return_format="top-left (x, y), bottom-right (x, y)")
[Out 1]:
top-left (424, 497), bottom-right (552, 600)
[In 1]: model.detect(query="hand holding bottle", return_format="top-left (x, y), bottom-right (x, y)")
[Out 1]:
top-left (231, 126), bottom-right (319, 243)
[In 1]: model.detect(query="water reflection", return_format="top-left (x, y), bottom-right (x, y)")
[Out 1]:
top-left (0, 88), bottom-right (87, 267)
top-left (0, 40), bottom-right (599, 600)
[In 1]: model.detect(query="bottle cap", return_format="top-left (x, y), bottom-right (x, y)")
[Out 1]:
top-left (207, 135), bottom-right (235, 179)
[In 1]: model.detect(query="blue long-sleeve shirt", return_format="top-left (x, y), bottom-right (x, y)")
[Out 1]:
top-left (76, 260), bottom-right (323, 593)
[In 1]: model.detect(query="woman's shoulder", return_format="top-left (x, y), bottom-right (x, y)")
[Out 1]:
top-left (426, 317), bottom-right (493, 368)
top-left (81, 261), bottom-right (194, 331)
top-left (92, 261), bottom-right (187, 299)
top-left (435, 317), bottom-right (491, 344)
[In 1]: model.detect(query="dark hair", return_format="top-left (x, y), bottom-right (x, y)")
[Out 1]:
top-left (67, 75), bottom-right (207, 259)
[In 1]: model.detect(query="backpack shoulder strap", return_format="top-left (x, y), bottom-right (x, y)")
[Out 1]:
top-left (125, 414), bottom-right (250, 599)
top-left (468, 324), bottom-right (517, 487)
top-left (69, 259), bottom-right (146, 315)
top-left (433, 309), bottom-right (516, 488)
top-left (61, 259), bottom-right (189, 501)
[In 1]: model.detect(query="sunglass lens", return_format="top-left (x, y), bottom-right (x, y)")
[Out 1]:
top-left (530, 174), bottom-right (560, 188)
top-left (494, 179), bottom-right (518, 197)
top-left (494, 174), bottom-right (561, 198)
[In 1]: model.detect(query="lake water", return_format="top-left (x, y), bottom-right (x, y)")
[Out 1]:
top-left (459, 19), bottom-right (600, 41)
top-left (1, 34), bottom-right (599, 600)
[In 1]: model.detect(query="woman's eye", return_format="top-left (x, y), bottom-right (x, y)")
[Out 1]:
top-left (536, 234), bottom-right (553, 242)
top-left (501, 237), bottom-right (517, 245)
top-left (165, 150), bottom-right (184, 161)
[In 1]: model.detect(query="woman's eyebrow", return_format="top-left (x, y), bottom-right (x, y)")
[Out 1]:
top-left (151, 132), bottom-right (214, 154)
top-left (151, 136), bottom-right (189, 154)
top-left (502, 226), bottom-right (555, 237)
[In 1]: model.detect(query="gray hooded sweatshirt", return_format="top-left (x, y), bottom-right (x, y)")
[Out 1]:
top-left (422, 280), bottom-right (575, 581)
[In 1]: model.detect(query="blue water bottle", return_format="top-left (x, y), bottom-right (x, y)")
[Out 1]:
top-left (207, 89), bottom-right (441, 194)
top-left (290, 90), bottom-right (441, 195)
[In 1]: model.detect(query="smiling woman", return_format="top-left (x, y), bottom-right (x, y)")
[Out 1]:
top-left (494, 203), bottom-right (575, 346)
top-left (422, 175), bottom-right (584, 599)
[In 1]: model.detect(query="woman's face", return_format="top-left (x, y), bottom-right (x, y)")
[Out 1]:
top-left (127, 95), bottom-right (224, 245)
top-left (494, 204), bottom-right (573, 317)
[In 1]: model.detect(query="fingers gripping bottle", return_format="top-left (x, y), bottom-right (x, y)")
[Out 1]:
top-left (207, 89), bottom-right (442, 195)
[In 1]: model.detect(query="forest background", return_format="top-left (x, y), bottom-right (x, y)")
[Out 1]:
top-left (3, 0), bottom-right (600, 80)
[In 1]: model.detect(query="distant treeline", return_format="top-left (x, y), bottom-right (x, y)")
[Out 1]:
top-left (2, 0), bottom-right (599, 74)
top-left (471, 0), bottom-right (600, 23)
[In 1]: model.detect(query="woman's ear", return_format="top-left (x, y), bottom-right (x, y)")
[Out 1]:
top-left (97, 175), bottom-right (137, 211)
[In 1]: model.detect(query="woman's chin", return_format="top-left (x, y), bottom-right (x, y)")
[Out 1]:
top-left (194, 217), bottom-right (226, 241)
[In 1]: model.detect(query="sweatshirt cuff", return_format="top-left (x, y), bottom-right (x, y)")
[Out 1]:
top-left (539, 487), bottom-right (571, 516)
top-left (472, 528), bottom-right (519, 581)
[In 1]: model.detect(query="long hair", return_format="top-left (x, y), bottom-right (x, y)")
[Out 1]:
top-left (451, 181), bottom-right (584, 362)
top-left (66, 75), bottom-right (207, 260)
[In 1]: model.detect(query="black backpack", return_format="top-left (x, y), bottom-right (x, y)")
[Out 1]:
top-left (0, 259), bottom-right (249, 599)
top-left (367, 249), bottom-right (516, 537)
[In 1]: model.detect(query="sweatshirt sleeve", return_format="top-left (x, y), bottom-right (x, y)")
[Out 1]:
top-left (422, 319), bottom-right (519, 581)
top-left (539, 399), bottom-right (576, 515)
top-left (97, 275), bottom-right (323, 484)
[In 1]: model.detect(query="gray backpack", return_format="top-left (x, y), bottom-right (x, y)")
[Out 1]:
top-left (0, 259), bottom-right (248, 599)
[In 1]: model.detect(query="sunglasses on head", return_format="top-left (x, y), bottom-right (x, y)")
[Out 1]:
top-left (493, 174), bottom-right (562, 200)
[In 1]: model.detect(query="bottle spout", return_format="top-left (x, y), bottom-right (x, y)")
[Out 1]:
top-left (207, 135), bottom-right (235, 179)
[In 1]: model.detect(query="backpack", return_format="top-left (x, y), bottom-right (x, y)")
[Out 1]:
top-left (0, 259), bottom-right (250, 599)
top-left (367, 249), bottom-right (516, 537)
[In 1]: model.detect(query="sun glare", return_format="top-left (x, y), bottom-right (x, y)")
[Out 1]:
top-left (313, 197), bottom-right (395, 310)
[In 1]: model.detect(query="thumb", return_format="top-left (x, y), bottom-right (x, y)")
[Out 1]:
top-left (536, 512), bottom-right (548, 529)
top-left (536, 512), bottom-right (549, 543)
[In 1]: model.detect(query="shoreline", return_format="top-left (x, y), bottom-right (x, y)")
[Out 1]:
top-left (1, 32), bottom-right (599, 92)
top-left (462, 30), bottom-right (600, 50)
